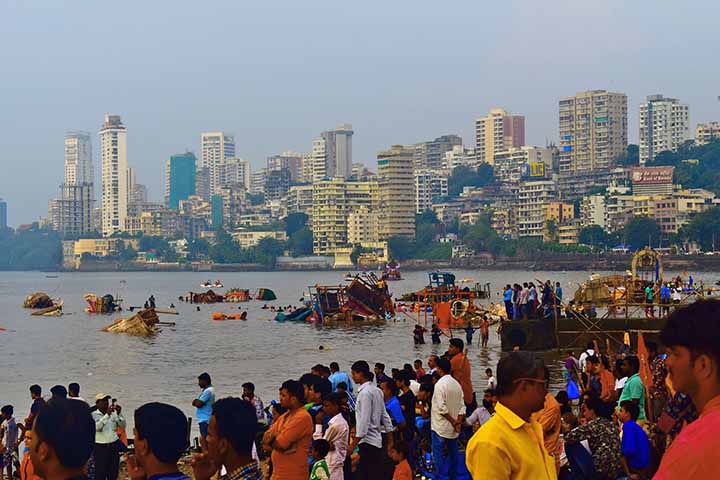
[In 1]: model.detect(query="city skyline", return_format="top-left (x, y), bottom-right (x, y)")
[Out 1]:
top-left (2, 1), bottom-right (720, 224)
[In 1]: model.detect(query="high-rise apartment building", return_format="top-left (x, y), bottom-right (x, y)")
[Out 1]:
top-left (558, 90), bottom-right (628, 175)
top-left (312, 178), bottom-right (379, 255)
top-left (414, 135), bottom-right (462, 170)
top-left (475, 108), bottom-right (525, 165)
top-left (0, 198), bottom-right (7, 229)
top-left (60, 131), bottom-right (95, 236)
top-left (64, 131), bottom-right (93, 185)
top-left (414, 170), bottom-right (449, 214)
top-left (200, 132), bottom-right (236, 194)
top-left (494, 146), bottom-right (553, 183)
top-left (311, 124), bottom-right (354, 181)
top-left (377, 145), bottom-right (415, 240)
top-left (267, 151), bottom-right (303, 182)
top-left (166, 153), bottom-right (197, 210)
top-left (639, 95), bottom-right (689, 164)
top-left (696, 122), bottom-right (720, 146)
top-left (99, 114), bottom-right (128, 236)
top-left (517, 179), bottom-right (557, 238)
top-left (264, 168), bottom-right (291, 202)
top-left (442, 145), bottom-right (477, 171)
top-left (250, 168), bottom-right (267, 195)
top-left (218, 157), bottom-right (251, 191)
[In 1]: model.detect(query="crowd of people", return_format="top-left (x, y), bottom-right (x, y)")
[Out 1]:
top-left (2, 299), bottom-right (720, 480)
top-left (502, 281), bottom-right (563, 320)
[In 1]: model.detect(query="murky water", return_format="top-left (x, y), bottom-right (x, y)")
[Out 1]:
top-left (1, 268), bottom-right (714, 433)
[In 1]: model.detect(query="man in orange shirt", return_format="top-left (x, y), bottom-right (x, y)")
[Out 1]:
top-left (448, 339), bottom-right (474, 413)
top-left (654, 299), bottom-right (720, 479)
top-left (262, 380), bottom-right (313, 480)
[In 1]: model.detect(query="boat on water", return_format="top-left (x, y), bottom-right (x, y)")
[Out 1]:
top-left (102, 308), bottom-right (161, 336)
top-left (278, 273), bottom-right (393, 325)
top-left (384, 261), bottom-right (402, 281)
top-left (499, 248), bottom-right (706, 352)
top-left (200, 281), bottom-right (223, 288)
top-left (84, 293), bottom-right (122, 313)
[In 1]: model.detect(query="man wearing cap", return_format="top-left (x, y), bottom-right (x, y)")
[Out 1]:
top-left (92, 393), bottom-right (125, 480)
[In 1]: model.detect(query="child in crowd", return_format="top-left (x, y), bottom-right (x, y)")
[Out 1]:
top-left (389, 440), bottom-right (412, 480)
top-left (309, 439), bottom-right (330, 480)
top-left (618, 400), bottom-right (650, 478)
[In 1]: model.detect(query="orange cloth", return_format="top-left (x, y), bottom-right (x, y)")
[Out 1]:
top-left (535, 393), bottom-right (562, 473)
top-left (654, 394), bottom-right (720, 479)
top-left (450, 353), bottom-right (473, 404)
top-left (266, 408), bottom-right (313, 480)
top-left (599, 369), bottom-right (615, 402)
top-left (392, 459), bottom-right (413, 480)
top-left (117, 426), bottom-right (128, 447)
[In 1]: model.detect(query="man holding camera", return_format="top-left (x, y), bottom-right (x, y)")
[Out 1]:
top-left (92, 393), bottom-right (126, 480)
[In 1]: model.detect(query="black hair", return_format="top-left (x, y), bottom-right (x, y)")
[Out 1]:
top-left (583, 395), bottom-right (604, 417)
top-left (436, 358), bottom-right (451, 375)
top-left (375, 362), bottom-right (385, 371)
top-left (330, 362), bottom-right (340, 371)
top-left (483, 388), bottom-right (496, 396)
top-left (241, 382), bottom-right (255, 393)
top-left (403, 363), bottom-right (413, 372)
top-left (390, 439), bottom-right (409, 458)
top-left (419, 383), bottom-right (434, 394)
top-left (485, 368), bottom-right (493, 375)
top-left (68, 383), bottom-right (80, 396)
top-left (587, 355), bottom-right (600, 365)
top-left (280, 379), bottom-right (305, 402)
top-left (380, 378), bottom-right (398, 396)
top-left (351, 360), bottom-right (371, 379)
top-left (419, 374), bottom-right (432, 384)
top-left (414, 359), bottom-right (422, 365)
top-left (135, 403), bottom-right (189, 464)
top-left (34, 398), bottom-right (94, 468)
top-left (586, 342), bottom-right (594, 350)
top-left (300, 373), bottom-right (321, 388)
top-left (51, 385), bottom-right (68, 398)
top-left (495, 351), bottom-right (544, 397)
top-left (393, 371), bottom-right (411, 387)
top-left (314, 378), bottom-right (332, 398)
top-left (30, 384), bottom-right (42, 396)
top-left (336, 381), bottom-right (348, 390)
top-left (449, 338), bottom-right (464, 350)
top-left (198, 372), bottom-right (211, 384)
top-left (619, 400), bottom-right (640, 421)
top-left (312, 438), bottom-right (330, 459)
top-left (1, 405), bottom-right (13, 415)
top-left (555, 390), bottom-right (569, 404)
top-left (323, 393), bottom-right (341, 406)
top-left (661, 299), bottom-right (720, 378)
top-left (212, 398), bottom-right (257, 456)
top-left (625, 355), bottom-right (640, 374)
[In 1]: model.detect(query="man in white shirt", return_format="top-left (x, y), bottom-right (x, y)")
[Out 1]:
top-left (486, 368), bottom-right (496, 390)
top-left (313, 393), bottom-right (349, 480)
top-left (431, 358), bottom-right (465, 480)
top-left (466, 389), bottom-right (496, 430)
top-left (68, 382), bottom-right (87, 403)
top-left (578, 342), bottom-right (595, 386)
top-left (351, 361), bottom-right (394, 480)
top-left (92, 393), bottom-right (126, 480)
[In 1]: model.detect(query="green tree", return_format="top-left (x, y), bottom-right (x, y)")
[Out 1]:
top-left (188, 239), bottom-right (211, 260)
top-left (416, 209), bottom-right (440, 226)
top-left (579, 225), bottom-right (612, 247)
top-left (683, 207), bottom-right (720, 251)
top-left (545, 220), bottom-right (558, 243)
top-left (619, 216), bottom-right (661, 251)
top-left (288, 227), bottom-right (313, 256)
top-left (447, 164), bottom-right (494, 198)
top-left (255, 237), bottom-right (285, 267)
top-left (616, 144), bottom-right (640, 166)
top-left (284, 212), bottom-right (309, 237)
top-left (388, 236), bottom-right (417, 261)
top-left (415, 223), bottom-right (437, 247)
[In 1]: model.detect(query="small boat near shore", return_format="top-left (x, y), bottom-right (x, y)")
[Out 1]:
top-left (200, 281), bottom-right (223, 288)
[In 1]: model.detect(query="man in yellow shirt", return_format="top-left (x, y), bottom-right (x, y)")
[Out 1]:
top-left (465, 351), bottom-right (557, 480)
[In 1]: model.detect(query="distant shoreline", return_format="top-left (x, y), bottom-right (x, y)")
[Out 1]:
top-left (8, 252), bottom-right (720, 273)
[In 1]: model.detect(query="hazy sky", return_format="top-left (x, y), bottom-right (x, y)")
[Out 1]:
top-left (1, 0), bottom-right (719, 225)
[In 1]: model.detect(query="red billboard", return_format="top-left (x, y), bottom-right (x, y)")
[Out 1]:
top-left (631, 166), bottom-right (674, 185)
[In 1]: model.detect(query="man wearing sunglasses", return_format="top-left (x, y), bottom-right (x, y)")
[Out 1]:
top-left (465, 351), bottom-right (556, 479)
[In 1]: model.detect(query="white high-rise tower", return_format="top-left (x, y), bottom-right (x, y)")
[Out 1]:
top-left (100, 114), bottom-right (128, 236)
top-left (64, 131), bottom-right (93, 185)
top-left (201, 132), bottom-right (235, 194)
